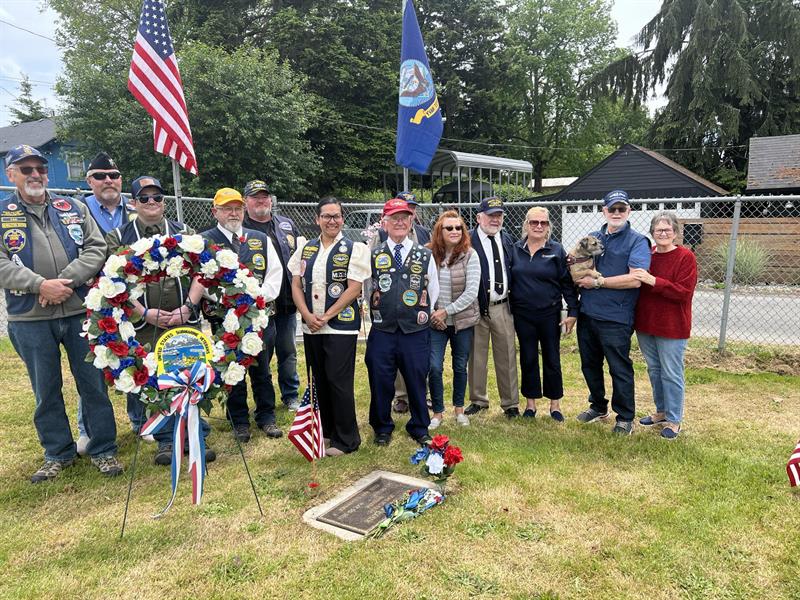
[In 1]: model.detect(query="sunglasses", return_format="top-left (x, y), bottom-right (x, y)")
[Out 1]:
top-left (15, 165), bottom-right (48, 175)
top-left (606, 205), bottom-right (629, 214)
top-left (527, 220), bottom-right (549, 228)
top-left (443, 225), bottom-right (463, 232)
top-left (137, 194), bottom-right (164, 204)
top-left (89, 172), bottom-right (121, 181)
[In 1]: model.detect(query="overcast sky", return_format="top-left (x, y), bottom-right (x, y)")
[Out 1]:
top-left (0, 0), bottom-right (663, 128)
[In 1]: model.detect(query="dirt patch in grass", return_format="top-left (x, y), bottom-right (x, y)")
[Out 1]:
top-left (684, 344), bottom-right (800, 376)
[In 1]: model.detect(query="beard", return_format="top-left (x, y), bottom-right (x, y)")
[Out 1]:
top-left (24, 183), bottom-right (45, 198)
top-left (98, 187), bottom-right (121, 203)
top-left (221, 219), bottom-right (242, 234)
top-left (250, 206), bottom-right (271, 219)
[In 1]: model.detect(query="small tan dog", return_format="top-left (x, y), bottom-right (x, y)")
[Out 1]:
top-left (567, 236), bottom-right (604, 283)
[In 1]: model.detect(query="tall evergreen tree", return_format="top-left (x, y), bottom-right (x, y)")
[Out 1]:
top-left (8, 75), bottom-right (50, 124)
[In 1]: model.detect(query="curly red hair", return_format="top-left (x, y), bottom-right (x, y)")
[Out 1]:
top-left (428, 210), bottom-right (471, 266)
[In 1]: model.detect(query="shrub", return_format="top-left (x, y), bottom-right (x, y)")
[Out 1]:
top-left (713, 238), bottom-right (770, 284)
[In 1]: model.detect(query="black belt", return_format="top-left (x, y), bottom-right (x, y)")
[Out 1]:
top-left (489, 298), bottom-right (509, 306)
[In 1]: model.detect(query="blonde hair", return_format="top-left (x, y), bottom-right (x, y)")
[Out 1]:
top-left (521, 206), bottom-right (551, 239)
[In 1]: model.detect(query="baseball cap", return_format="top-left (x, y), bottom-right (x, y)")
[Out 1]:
top-left (603, 189), bottom-right (630, 208)
top-left (396, 191), bottom-right (418, 206)
top-left (383, 198), bottom-right (412, 216)
top-left (5, 144), bottom-right (47, 168)
top-left (243, 180), bottom-right (269, 197)
top-left (477, 196), bottom-right (504, 214)
top-left (131, 175), bottom-right (164, 198)
top-left (213, 187), bottom-right (244, 206)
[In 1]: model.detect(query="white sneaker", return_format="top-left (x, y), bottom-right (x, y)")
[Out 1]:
top-left (429, 417), bottom-right (442, 430)
top-left (456, 413), bottom-right (470, 427)
top-left (76, 435), bottom-right (90, 456)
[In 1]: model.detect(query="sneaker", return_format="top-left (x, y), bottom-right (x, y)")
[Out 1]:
top-left (154, 444), bottom-right (172, 466)
top-left (374, 432), bottom-right (392, 446)
top-left (576, 407), bottom-right (609, 423)
top-left (504, 407), bottom-right (521, 419)
top-left (639, 414), bottom-right (666, 426)
top-left (522, 409), bottom-right (537, 419)
top-left (456, 413), bottom-right (470, 427)
top-left (285, 399), bottom-right (301, 412)
top-left (261, 422), bottom-right (283, 438)
top-left (429, 417), bottom-right (442, 430)
top-left (91, 455), bottom-right (124, 477)
top-left (76, 436), bottom-right (90, 457)
top-left (233, 424), bottom-right (251, 443)
top-left (31, 458), bottom-right (74, 483)
top-left (392, 398), bottom-right (409, 414)
top-left (325, 446), bottom-right (345, 457)
top-left (464, 403), bottom-right (487, 416)
top-left (612, 420), bottom-right (634, 436)
top-left (661, 423), bottom-right (680, 440)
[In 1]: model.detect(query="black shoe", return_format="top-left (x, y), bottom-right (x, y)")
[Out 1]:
top-left (233, 424), bottom-right (251, 443)
top-left (464, 403), bottom-right (487, 416)
top-left (414, 433), bottom-right (432, 445)
top-left (261, 422), bottom-right (283, 438)
top-left (374, 432), bottom-right (392, 446)
top-left (523, 408), bottom-right (537, 419)
top-left (504, 407), bottom-right (521, 419)
top-left (154, 444), bottom-right (172, 466)
top-left (205, 447), bottom-right (217, 463)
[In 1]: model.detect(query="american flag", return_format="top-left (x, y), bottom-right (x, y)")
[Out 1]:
top-left (288, 381), bottom-right (325, 461)
top-left (788, 438), bottom-right (800, 487)
top-left (127, 0), bottom-right (198, 174)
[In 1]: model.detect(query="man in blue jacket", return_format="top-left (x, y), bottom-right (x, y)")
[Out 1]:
top-left (575, 189), bottom-right (651, 435)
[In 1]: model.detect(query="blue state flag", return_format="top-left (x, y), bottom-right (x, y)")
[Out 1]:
top-left (395, 0), bottom-right (443, 174)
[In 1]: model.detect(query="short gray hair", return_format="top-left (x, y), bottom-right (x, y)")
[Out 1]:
top-left (649, 211), bottom-right (681, 237)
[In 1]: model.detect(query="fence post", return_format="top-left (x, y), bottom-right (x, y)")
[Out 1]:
top-left (717, 195), bottom-right (742, 352)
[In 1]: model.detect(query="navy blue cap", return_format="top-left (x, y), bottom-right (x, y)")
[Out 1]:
top-left (477, 196), bottom-right (504, 214)
top-left (5, 144), bottom-right (47, 168)
top-left (131, 175), bottom-right (164, 198)
top-left (396, 191), bottom-right (418, 206)
top-left (603, 189), bottom-right (630, 208)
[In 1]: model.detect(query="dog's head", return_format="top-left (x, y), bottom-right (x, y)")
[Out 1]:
top-left (580, 235), bottom-right (604, 256)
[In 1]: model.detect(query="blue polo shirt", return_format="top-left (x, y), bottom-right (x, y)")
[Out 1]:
top-left (579, 222), bottom-right (651, 326)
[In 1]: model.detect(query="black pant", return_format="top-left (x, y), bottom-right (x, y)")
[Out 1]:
top-left (226, 320), bottom-right (278, 427)
top-left (577, 313), bottom-right (636, 422)
top-left (303, 333), bottom-right (361, 453)
top-left (513, 308), bottom-right (563, 400)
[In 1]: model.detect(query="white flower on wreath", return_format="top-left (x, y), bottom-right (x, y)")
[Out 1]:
top-left (211, 342), bottom-right (226, 363)
top-left (112, 307), bottom-right (124, 321)
top-left (158, 246), bottom-right (168, 259)
top-left (241, 273), bottom-right (262, 297)
top-left (178, 234), bottom-right (205, 254)
top-left (217, 249), bottom-right (239, 270)
top-left (129, 284), bottom-right (145, 300)
top-left (200, 259), bottom-right (219, 277)
top-left (81, 318), bottom-right (97, 340)
top-left (144, 352), bottom-right (157, 374)
top-left (143, 258), bottom-right (159, 272)
top-left (119, 320), bottom-right (136, 341)
top-left (85, 287), bottom-right (103, 311)
top-left (93, 346), bottom-right (120, 370)
top-left (130, 238), bottom-right (153, 255)
top-left (251, 309), bottom-right (269, 330)
top-left (425, 452), bottom-right (444, 475)
top-left (222, 362), bottom-right (246, 386)
top-left (240, 331), bottom-right (262, 356)
top-left (104, 254), bottom-right (127, 276)
top-left (97, 276), bottom-right (126, 299)
top-left (165, 256), bottom-right (186, 278)
top-left (222, 310), bottom-right (240, 334)
top-left (115, 369), bottom-right (139, 394)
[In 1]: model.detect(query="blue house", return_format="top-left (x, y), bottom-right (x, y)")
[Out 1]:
top-left (0, 118), bottom-right (90, 192)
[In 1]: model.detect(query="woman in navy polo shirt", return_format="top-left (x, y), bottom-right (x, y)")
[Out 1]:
top-left (510, 207), bottom-right (578, 421)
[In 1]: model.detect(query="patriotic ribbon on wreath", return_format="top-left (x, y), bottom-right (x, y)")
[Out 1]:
top-left (140, 361), bottom-right (215, 516)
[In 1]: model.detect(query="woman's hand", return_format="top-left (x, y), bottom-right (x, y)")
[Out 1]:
top-left (430, 308), bottom-right (447, 329)
top-left (630, 268), bottom-right (656, 286)
top-left (560, 315), bottom-right (577, 335)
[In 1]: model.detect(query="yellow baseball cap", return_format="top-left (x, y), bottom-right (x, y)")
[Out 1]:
top-left (213, 187), bottom-right (244, 206)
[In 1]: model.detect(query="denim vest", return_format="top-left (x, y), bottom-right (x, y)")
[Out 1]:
top-left (370, 241), bottom-right (432, 334)
top-left (300, 237), bottom-right (360, 331)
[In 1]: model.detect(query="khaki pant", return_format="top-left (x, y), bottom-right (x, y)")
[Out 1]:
top-left (468, 302), bottom-right (519, 410)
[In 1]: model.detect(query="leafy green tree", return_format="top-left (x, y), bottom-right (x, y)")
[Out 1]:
top-left (505, 0), bottom-right (619, 190)
top-left (590, 0), bottom-right (800, 185)
top-left (8, 75), bottom-right (50, 124)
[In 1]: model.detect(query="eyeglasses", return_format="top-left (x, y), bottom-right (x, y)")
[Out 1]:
top-left (15, 165), bottom-right (48, 175)
top-left (387, 214), bottom-right (411, 223)
top-left (606, 205), bottom-right (629, 214)
top-left (654, 228), bottom-right (674, 236)
top-left (216, 204), bottom-right (244, 213)
top-left (89, 172), bottom-right (121, 181)
top-left (319, 213), bottom-right (343, 222)
top-left (527, 220), bottom-right (549, 228)
top-left (137, 194), bottom-right (163, 204)
top-left (443, 225), bottom-right (463, 232)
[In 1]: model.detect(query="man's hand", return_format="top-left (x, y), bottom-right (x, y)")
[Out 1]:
top-left (38, 278), bottom-right (73, 306)
top-left (577, 275), bottom-right (596, 289)
top-left (560, 315), bottom-right (577, 335)
top-left (144, 308), bottom-right (173, 328)
top-left (166, 305), bottom-right (192, 327)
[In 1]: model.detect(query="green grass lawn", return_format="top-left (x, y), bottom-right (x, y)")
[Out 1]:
top-left (0, 336), bottom-right (798, 600)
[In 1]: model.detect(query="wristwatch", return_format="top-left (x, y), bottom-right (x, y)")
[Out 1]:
top-left (183, 298), bottom-right (198, 319)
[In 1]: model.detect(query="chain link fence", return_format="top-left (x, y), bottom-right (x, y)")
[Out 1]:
top-left (1, 187), bottom-right (798, 349)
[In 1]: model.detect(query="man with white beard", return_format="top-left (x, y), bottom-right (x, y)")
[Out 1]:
top-left (0, 145), bottom-right (123, 482)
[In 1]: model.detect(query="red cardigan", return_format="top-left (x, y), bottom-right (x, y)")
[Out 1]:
top-left (634, 245), bottom-right (698, 339)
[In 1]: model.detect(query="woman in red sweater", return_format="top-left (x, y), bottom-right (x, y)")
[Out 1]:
top-left (631, 212), bottom-right (698, 439)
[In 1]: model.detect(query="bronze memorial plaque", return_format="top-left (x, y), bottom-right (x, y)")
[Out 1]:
top-left (316, 476), bottom-right (412, 535)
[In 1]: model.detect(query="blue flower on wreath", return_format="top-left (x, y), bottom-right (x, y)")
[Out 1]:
top-left (99, 307), bottom-right (114, 317)
top-left (97, 332), bottom-right (115, 345)
top-left (130, 256), bottom-right (144, 270)
top-left (221, 270), bottom-right (236, 283)
top-left (119, 357), bottom-right (135, 370)
top-left (410, 447), bottom-right (429, 465)
top-left (199, 250), bottom-right (213, 264)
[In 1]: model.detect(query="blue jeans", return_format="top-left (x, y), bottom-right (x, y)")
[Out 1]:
top-left (271, 312), bottom-right (300, 405)
top-left (428, 325), bottom-right (473, 414)
top-left (577, 314), bottom-right (636, 422)
top-left (77, 393), bottom-right (139, 436)
top-left (9, 315), bottom-right (118, 461)
top-left (636, 333), bottom-right (688, 423)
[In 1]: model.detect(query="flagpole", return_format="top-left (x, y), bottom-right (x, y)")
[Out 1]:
top-left (171, 158), bottom-right (184, 223)
top-left (310, 372), bottom-right (319, 484)
top-left (403, 167), bottom-right (409, 191)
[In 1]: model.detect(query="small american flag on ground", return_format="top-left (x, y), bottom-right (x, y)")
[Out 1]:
top-left (288, 381), bottom-right (325, 461)
top-left (787, 438), bottom-right (800, 487)
top-left (127, 0), bottom-right (198, 174)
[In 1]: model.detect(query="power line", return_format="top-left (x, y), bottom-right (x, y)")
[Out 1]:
top-left (0, 75), bottom-right (56, 87)
top-left (0, 18), bottom-right (57, 42)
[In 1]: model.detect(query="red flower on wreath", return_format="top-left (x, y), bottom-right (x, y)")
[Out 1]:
top-left (255, 296), bottom-right (266, 309)
top-left (234, 304), bottom-right (249, 317)
top-left (134, 345), bottom-right (148, 358)
top-left (222, 332), bottom-right (240, 349)
top-left (107, 291), bottom-right (129, 307)
top-left (123, 262), bottom-right (141, 276)
top-left (97, 317), bottom-right (118, 333)
top-left (443, 445), bottom-right (463, 467)
top-left (163, 237), bottom-right (178, 250)
top-left (107, 341), bottom-right (130, 357)
top-left (103, 370), bottom-right (115, 384)
top-left (430, 434), bottom-right (449, 452)
top-left (133, 368), bottom-right (149, 386)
